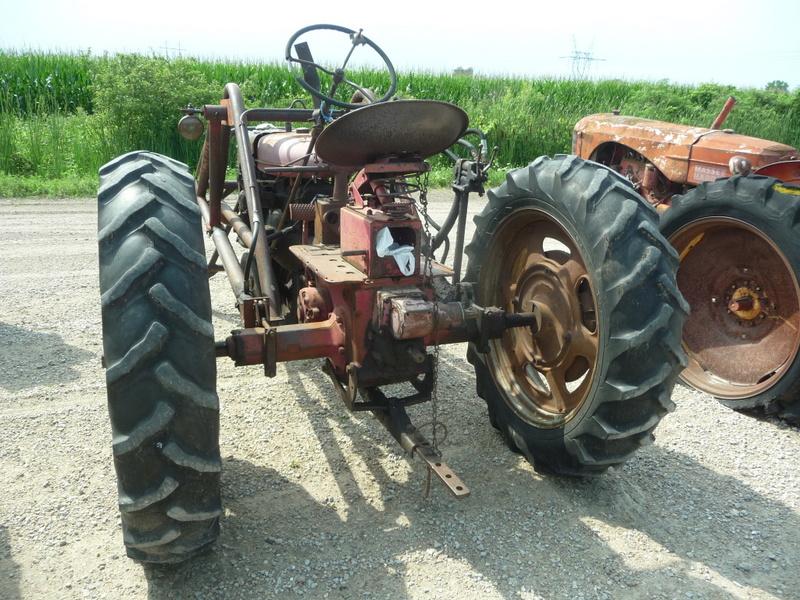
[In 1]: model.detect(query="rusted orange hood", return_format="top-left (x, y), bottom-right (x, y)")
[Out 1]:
top-left (575, 114), bottom-right (709, 146)
top-left (575, 113), bottom-right (798, 184)
top-left (693, 130), bottom-right (796, 160)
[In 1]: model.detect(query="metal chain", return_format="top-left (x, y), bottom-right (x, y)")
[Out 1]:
top-left (417, 171), bottom-right (441, 451)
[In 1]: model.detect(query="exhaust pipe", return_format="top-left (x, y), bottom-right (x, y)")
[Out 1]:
top-left (711, 96), bottom-right (736, 130)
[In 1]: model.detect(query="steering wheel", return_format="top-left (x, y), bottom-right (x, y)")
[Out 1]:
top-left (443, 128), bottom-right (490, 163)
top-left (285, 24), bottom-right (398, 110)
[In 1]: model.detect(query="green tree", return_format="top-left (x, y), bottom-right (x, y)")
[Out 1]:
top-left (766, 80), bottom-right (789, 93)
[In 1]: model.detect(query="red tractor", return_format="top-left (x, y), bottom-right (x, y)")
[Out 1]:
top-left (575, 99), bottom-right (800, 421)
top-left (97, 24), bottom-right (686, 563)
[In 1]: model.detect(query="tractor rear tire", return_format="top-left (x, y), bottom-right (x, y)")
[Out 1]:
top-left (466, 155), bottom-right (688, 476)
top-left (97, 151), bottom-right (221, 563)
top-left (660, 175), bottom-right (800, 423)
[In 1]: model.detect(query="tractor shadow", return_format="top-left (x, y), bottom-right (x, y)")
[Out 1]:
top-left (212, 308), bottom-right (242, 326)
top-left (0, 525), bottom-right (20, 600)
top-left (143, 456), bottom-right (415, 600)
top-left (738, 406), bottom-right (800, 430)
top-left (145, 350), bottom-right (799, 599)
top-left (573, 446), bottom-right (800, 596)
top-left (284, 351), bottom-right (800, 598)
top-left (0, 322), bottom-right (94, 393)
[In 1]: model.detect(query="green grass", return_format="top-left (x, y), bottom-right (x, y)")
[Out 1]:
top-left (1, 50), bottom-right (799, 197)
top-left (0, 173), bottom-right (96, 197)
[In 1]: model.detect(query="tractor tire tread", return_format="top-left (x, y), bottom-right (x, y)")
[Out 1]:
top-left (98, 151), bottom-right (220, 563)
top-left (466, 156), bottom-right (686, 476)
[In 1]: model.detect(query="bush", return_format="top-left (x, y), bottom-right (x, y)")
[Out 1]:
top-left (91, 55), bottom-right (216, 158)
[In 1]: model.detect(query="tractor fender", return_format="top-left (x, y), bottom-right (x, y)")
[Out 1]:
top-left (754, 160), bottom-right (800, 186)
top-left (574, 114), bottom-right (699, 184)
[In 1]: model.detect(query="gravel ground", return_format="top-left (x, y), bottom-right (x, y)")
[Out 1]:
top-left (1, 193), bottom-right (799, 600)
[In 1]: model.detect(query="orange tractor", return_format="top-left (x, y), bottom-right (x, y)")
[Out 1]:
top-left (574, 98), bottom-right (800, 421)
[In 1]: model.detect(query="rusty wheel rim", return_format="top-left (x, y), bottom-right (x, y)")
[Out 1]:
top-left (482, 209), bottom-right (600, 428)
top-left (670, 217), bottom-right (800, 399)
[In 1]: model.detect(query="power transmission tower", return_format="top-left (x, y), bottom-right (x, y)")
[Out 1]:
top-left (560, 37), bottom-right (605, 79)
top-left (159, 41), bottom-right (183, 59)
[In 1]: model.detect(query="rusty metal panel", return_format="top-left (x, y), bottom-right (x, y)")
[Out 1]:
top-left (688, 132), bottom-right (797, 184)
top-left (339, 206), bottom-right (422, 279)
top-left (289, 245), bottom-right (452, 285)
top-left (754, 160), bottom-right (800, 185)
top-left (289, 245), bottom-right (367, 284)
top-left (575, 113), bottom-right (799, 186)
top-left (574, 113), bottom-right (703, 182)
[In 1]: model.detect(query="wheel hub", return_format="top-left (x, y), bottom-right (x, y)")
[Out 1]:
top-left (725, 283), bottom-right (766, 322)
top-left (482, 209), bottom-right (599, 428)
top-left (670, 217), bottom-right (800, 399)
top-left (514, 265), bottom-right (574, 368)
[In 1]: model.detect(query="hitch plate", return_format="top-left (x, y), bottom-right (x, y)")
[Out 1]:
top-left (415, 445), bottom-right (470, 498)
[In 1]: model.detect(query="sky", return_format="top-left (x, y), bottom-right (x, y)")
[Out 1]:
top-left (2, 0), bottom-right (799, 89)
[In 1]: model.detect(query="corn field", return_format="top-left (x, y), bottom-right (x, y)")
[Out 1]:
top-left (1, 50), bottom-right (799, 193)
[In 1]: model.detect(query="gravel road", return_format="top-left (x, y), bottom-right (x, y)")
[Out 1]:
top-left (1, 194), bottom-right (799, 600)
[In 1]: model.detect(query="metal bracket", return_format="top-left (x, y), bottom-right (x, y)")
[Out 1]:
top-left (373, 401), bottom-right (469, 498)
top-left (323, 358), bottom-right (434, 412)
top-left (322, 360), bottom-right (359, 410)
top-left (263, 327), bottom-right (277, 378)
top-left (321, 359), bottom-right (467, 497)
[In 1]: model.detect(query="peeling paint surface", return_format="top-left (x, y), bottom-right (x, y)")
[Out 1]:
top-left (575, 113), bottom-right (799, 186)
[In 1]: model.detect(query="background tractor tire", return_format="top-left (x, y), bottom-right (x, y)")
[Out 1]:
top-left (660, 175), bottom-right (800, 423)
top-left (97, 151), bottom-right (221, 563)
top-left (466, 155), bottom-right (687, 476)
